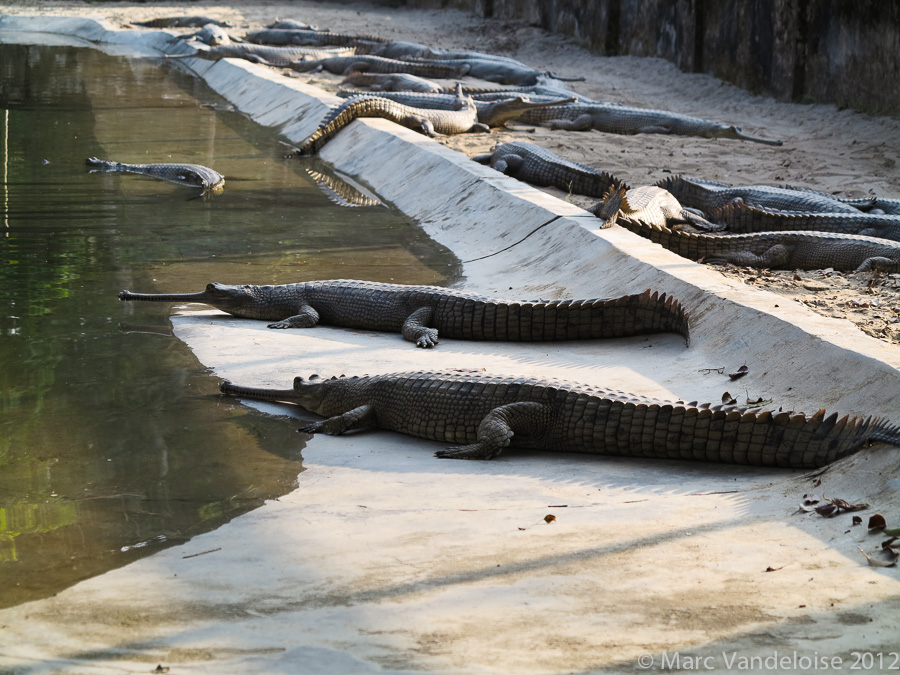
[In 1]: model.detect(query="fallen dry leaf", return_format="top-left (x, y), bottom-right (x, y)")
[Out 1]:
top-left (869, 514), bottom-right (888, 531)
top-left (729, 365), bottom-right (749, 380)
top-left (544, 514), bottom-right (557, 524)
top-left (823, 495), bottom-right (869, 512)
top-left (721, 391), bottom-right (737, 405)
top-left (857, 546), bottom-right (898, 567)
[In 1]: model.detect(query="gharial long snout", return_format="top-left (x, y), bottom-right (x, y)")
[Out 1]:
top-left (220, 380), bottom-right (301, 402)
top-left (119, 290), bottom-right (212, 303)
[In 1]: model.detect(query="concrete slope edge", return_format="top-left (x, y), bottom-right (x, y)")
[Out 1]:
top-left (5, 14), bottom-right (899, 418)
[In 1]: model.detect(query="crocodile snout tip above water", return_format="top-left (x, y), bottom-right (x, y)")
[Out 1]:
top-left (86, 157), bottom-right (225, 195)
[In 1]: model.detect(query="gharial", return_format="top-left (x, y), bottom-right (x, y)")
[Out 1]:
top-left (220, 370), bottom-right (900, 468)
top-left (85, 158), bottom-right (224, 195)
top-left (118, 279), bottom-right (691, 347)
top-left (473, 141), bottom-right (621, 199)
top-left (294, 91), bottom-right (576, 155)
top-left (515, 102), bottom-right (783, 145)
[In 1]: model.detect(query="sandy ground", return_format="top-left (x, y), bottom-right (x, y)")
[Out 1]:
top-left (4, 0), bottom-right (900, 343)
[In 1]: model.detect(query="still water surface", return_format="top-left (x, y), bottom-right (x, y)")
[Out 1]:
top-left (0, 43), bottom-right (459, 608)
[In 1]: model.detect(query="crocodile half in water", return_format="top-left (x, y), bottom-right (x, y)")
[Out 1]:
top-left (220, 370), bottom-right (900, 467)
top-left (118, 279), bottom-right (691, 347)
top-left (86, 158), bottom-right (224, 194)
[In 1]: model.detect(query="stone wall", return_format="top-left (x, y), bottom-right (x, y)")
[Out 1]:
top-left (403, 0), bottom-right (900, 116)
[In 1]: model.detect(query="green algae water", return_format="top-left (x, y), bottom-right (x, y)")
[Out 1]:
top-left (0, 42), bottom-right (459, 608)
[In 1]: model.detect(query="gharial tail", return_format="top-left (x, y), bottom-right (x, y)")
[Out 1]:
top-left (442, 289), bottom-right (691, 346)
top-left (588, 182), bottom-right (629, 227)
top-left (869, 418), bottom-right (900, 446)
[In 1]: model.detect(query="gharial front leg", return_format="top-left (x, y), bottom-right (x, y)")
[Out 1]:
top-left (703, 244), bottom-right (792, 269)
top-left (855, 257), bottom-right (900, 273)
top-left (300, 403), bottom-right (375, 435)
top-left (401, 307), bottom-right (439, 348)
top-left (435, 402), bottom-right (550, 460)
top-left (268, 304), bottom-right (320, 329)
top-left (547, 114), bottom-right (594, 131)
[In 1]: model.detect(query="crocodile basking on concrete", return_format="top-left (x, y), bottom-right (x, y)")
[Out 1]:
top-left (398, 55), bottom-right (584, 85)
top-left (516, 103), bottom-right (783, 145)
top-left (265, 19), bottom-right (326, 32)
top-left (592, 185), bottom-right (717, 230)
top-left (86, 157), bottom-right (224, 194)
top-left (660, 176), bottom-right (872, 215)
top-left (473, 141), bottom-right (620, 198)
top-left (709, 201), bottom-right (900, 242)
top-left (118, 279), bottom-right (691, 347)
top-left (166, 43), bottom-right (355, 66)
top-left (245, 28), bottom-right (385, 47)
top-left (287, 54), bottom-right (470, 79)
top-left (174, 24), bottom-right (234, 47)
top-left (219, 370), bottom-right (900, 467)
top-left (296, 92), bottom-right (574, 155)
top-left (340, 72), bottom-right (446, 92)
top-left (134, 16), bottom-right (231, 28)
top-left (296, 94), bottom-right (483, 154)
top-left (334, 90), bottom-right (576, 129)
top-left (615, 215), bottom-right (900, 272)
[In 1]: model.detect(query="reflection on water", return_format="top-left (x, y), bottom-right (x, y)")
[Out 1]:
top-left (0, 43), bottom-right (460, 608)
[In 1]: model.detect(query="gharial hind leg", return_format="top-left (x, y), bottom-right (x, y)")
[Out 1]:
top-left (435, 402), bottom-right (549, 460)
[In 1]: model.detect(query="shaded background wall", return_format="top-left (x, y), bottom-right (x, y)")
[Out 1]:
top-left (403, 0), bottom-right (900, 116)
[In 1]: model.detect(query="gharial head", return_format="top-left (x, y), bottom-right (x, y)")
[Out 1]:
top-left (176, 167), bottom-right (225, 193)
top-left (292, 374), bottom-right (351, 415)
top-left (118, 282), bottom-right (263, 312)
top-left (479, 95), bottom-right (577, 127)
top-left (711, 124), bottom-right (783, 147)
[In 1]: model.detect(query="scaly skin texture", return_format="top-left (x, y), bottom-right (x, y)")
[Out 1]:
top-left (220, 371), bottom-right (900, 468)
top-left (167, 43), bottom-right (355, 66)
top-left (296, 95), bottom-right (485, 155)
top-left (616, 218), bottom-right (900, 272)
top-left (245, 28), bottom-right (386, 46)
top-left (85, 158), bottom-right (224, 194)
top-left (288, 55), bottom-right (469, 79)
top-left (265, 20), bottom-right (324, 32)
top-left (334, 91), bottom-right (576, 127)
top-left (710, 201), bottom-right (900, 242)
top-left (341, 72), bottom-right (445, 92)
top-left (592, 185), bottom-right (717, 230)
top-left (134, 16), bottom-right (231, 28)
top-left (516, 104), bottom-right (783, 145)
top-left (175, 24), bottom-right (233, 46)
top-left (118, 279), bottom-right (691, 347)
top-left (660, 176), bottom-right (868, 214)
top-left (397, 56), bottom-right (583, 85)
top-left (474, 141), bottom-right (620, 198)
